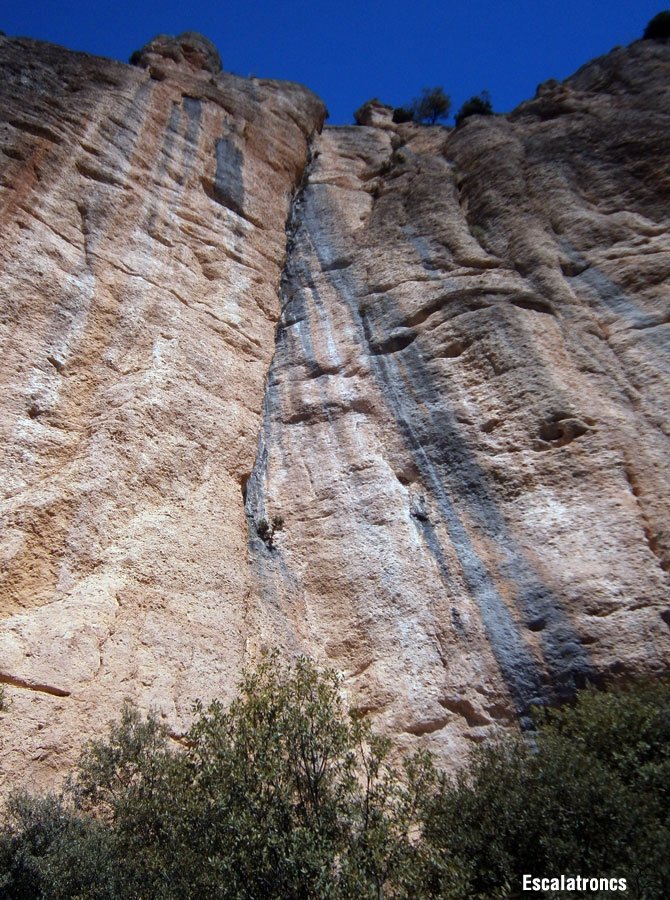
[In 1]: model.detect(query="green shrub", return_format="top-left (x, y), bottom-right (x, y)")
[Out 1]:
top-left (173, 654), bottom-right (434, 898)
top-left (255, 514), bottom-right (284, 548)
top-left (420, 680), bottom-right (670, 899)
top-left (393, 88), bottom-right (451, 125)
top-left (392, 106), bottom-right (414, 124)
top-left (0, 793), bottom-right (118, 899)
top-left (643, 10), bottom-right (670, 39)
top-left (1, 669), bottom-right (669, 898)
top-left (1, 655), bottom-right (435, 898)
top-left (454, 92), bottom-right (493, 127)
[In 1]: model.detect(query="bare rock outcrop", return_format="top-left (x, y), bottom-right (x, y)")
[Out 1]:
top-left (130, 31), bottom-right (223, 76)
top-left (354, 98), bottom-right (395, 128)
top-left (0, 32), bottom-right (668, 790)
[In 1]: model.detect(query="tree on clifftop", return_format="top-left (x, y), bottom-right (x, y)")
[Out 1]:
top-left (411, 86), bottom-right (451, 124)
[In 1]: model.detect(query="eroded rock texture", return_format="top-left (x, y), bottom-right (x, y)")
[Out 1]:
top-left (0, 34), bottom-right (668, 789)
top-left (0, 34), bottom-right (325, 790)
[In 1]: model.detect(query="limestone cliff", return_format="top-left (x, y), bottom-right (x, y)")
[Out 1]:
top-left (0, 32), bottom-right (668, 791)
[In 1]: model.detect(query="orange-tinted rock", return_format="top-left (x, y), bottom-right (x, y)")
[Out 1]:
top-left (0, 33), bottom-right (668, 791)
top-left (0, 33), bottom-right (325, 791)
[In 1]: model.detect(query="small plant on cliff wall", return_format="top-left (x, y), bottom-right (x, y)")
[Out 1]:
top-left (255, 514), bottom-right (284, 548)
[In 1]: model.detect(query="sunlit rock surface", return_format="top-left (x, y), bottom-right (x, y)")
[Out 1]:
top-left (0, 33), bottom-right (668, 790)
top-left (0, 33), bottom-right (325, 790)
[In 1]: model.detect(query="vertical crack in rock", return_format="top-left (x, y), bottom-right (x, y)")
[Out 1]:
top-left (245, 129), bottom-right (595, 721)
top-left (244, 145), bottom-right (319, 626)
top-left (305, 184), bottom-right (591, 714)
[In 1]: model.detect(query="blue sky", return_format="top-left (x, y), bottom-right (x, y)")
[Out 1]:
top-left (2, 1), bottom-right (664, 123)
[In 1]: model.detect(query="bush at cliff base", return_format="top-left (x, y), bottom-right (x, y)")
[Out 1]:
top-left (0, 654), bottom-right (434, 899)
top-left (0, 660), bottom-right (668, 899)
top-left (420, 679), bottom-right (670, 898)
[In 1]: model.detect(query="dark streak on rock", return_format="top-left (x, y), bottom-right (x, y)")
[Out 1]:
top-left (300, 172), bottom-right (593, 714)
top-left (0, 673), bottom-right (70, 697)
top-left (210, 135), bottom-right (245, 217)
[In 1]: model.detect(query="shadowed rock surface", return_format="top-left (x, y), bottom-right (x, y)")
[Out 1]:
top-left (0, 32), bottom-right (668, 791)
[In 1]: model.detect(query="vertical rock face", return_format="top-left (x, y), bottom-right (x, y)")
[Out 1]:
top-left (0, 34), bottom-right (325, 790)
top-left (0, 34), bottom-right (668, 789)
top-left (244, 39), bottom-right (670, 760)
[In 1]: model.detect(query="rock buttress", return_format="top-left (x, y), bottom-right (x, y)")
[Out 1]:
top-left (243, 39), bottom-right (669, 764)
top-left (0, 33), bottom-right (325, 791)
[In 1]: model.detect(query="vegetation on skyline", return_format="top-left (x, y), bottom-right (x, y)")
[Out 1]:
top-left (454, 91), bottom-right (494, 127)
top-left (643, 10), bottom-right (670, 39)
top-left (393, 86), bottom-right (451, 125)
